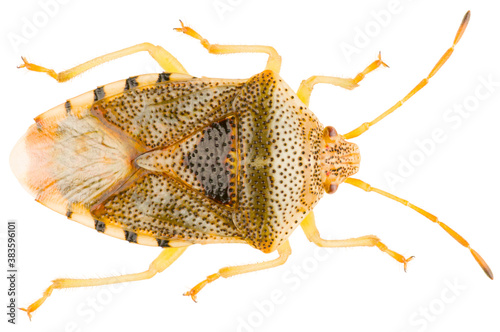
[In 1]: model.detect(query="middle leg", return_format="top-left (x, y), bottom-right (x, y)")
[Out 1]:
top-left (184, 240), bottom-right (291, 302)
top-left (175, 21), bottom-right (282, 73)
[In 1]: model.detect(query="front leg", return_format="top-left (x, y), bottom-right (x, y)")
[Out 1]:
top-left (301, 212), bottom-right (414, 270)
top-left (297, 52), bottom-right (388, 106)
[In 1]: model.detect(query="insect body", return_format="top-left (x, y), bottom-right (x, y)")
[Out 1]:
top-left (10, 12), bottom-right (492, 319)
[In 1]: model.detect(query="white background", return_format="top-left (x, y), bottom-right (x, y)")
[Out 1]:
top-left (1, 0), bottom-right (499, 331)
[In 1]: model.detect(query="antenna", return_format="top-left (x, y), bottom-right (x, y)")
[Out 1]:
top-left (343, 11), bottom-right (471, 139)
top-left (345, 177), bottom-right (493, 279)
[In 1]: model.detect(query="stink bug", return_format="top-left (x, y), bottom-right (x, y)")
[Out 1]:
top-left (9, 10), bottom-right (492, 320)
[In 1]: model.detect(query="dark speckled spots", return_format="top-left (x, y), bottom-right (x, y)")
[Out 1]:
top-left (94, 219), bottom-right (106, 233)
top-left (156, 238), bottom-right (171, 247)
top-left (124, 76), bottom-right (138, 90)
top-left (229, 70), bottom-right (325, 252)
top-left (91, 171), bottom-right (241, 243)
top-left (157, 72), bottom-right (171, 83)
top-left (79, 72), bottom-right (324, 252)
top-left (124, 230), bottom-right (137, 243)
top-left (65, 100), bottom-right (71, 114)
top-left (184, 116), bottom-right (237, 205)
top-left (94, 86), bottom-right (105, 101)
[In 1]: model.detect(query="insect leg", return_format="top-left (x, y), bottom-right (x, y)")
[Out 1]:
top-left (301, 212), bottom-right (414, 270)
top-left (343, 11), bottom-right (470, 139)
top-left (20, 246), bottom-right (187, 320)
top-left (297, 52), bottom-right (388, 106)
top-left (184, 241), bottom-right (291, 302)
top-left (174, 20), bottom-right (281, 73)
top-left (18, 42), bottom-right (188, 82)
top-left (344, 177), bottom-right (493, 279)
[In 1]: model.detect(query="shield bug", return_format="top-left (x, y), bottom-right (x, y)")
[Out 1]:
top-left (10, 11), bottom-right (492, 319)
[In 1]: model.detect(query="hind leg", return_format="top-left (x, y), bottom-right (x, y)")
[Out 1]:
top-left (19, 42), bottom-right (188, 82)
top-left (21, 246), bottom-right (187, 319)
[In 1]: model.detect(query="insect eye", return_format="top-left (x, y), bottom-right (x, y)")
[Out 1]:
top-left (326, 183), bottom-right (338, 194)
top-left (324, 126), bottom-right (338, 140)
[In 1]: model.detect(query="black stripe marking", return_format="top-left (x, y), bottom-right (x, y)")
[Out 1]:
top-left (124, 76), bottom-right (138, 90)
top-left (66, 209), bottom-right (73, 218)
top-left (93, 86), bottom-right (105, 101)
top-left (156, 238), bottom-right (171, 248)
top-left (157, 72), bottom-right (171, 83)
top-left (94, 219), bottom-right (106, 233)
top-left (124, 230), bottom-right (137, 243)
top-left (65, 100), bottom-right (71, 114)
